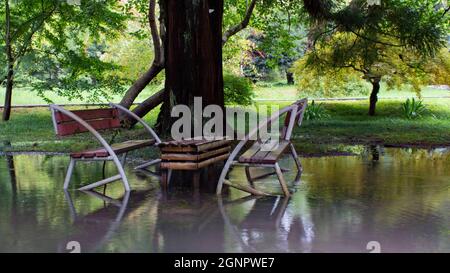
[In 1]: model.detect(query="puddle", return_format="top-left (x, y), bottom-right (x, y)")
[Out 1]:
top-left (0, 147), bottom-right (449, 252)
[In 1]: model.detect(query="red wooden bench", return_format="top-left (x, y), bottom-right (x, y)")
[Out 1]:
top-left (216, 98), bottom-right (308, 197)
top-left (50, 103), bottom-right (161, 192)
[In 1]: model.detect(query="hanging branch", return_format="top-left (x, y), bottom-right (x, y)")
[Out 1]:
top-left (222, 0), bottom-right (258, 45)
top-left (119, 0), bottom-right (164, 110)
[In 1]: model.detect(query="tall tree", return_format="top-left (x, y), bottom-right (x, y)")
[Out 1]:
top-left (120, 0), bottom-right (260, 130)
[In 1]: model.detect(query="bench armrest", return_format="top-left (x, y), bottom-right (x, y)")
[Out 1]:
top-left (109, 103), bottom-right (161, 144)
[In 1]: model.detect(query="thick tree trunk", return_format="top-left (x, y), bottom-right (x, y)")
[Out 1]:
top-left (368, 78), bottom-right (381, 116)
top-left (286, 71), bottom-right (294, 85)
top-left (156, 0), bottom-right (224, 135)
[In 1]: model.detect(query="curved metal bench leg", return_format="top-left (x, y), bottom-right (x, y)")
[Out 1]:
top-left (289, 143), bottom-right (303, 173)
top-left (64, 158), bottom-right (76, 190)
top-left (114, 159), bottom-right (130, 192)
top-left (245, 166), bottom-right (255, 187)
top-left (274, 163), bottom-right (290, 197)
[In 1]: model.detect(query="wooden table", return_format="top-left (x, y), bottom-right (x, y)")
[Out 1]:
top-left (158, 139), bottom-right (232, 189)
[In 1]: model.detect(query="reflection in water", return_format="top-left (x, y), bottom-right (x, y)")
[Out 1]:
top-left (0, 147), bottom-right (449, 253)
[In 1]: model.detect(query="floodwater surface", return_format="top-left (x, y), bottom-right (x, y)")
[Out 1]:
top-left (0, 147), bottom-right (449, 253)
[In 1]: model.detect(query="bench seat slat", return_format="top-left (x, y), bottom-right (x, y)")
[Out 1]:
top-left (71, 139), bottom-right (156, 158)
top-left (239, 140), bottom-right (290, 164)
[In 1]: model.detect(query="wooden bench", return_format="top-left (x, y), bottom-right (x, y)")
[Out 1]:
top-left (50, 103), bottom-right (161, 192)
top-left (216, 98), bottom-right (308, 197)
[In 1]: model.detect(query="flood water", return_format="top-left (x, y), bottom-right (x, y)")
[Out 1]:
top-left (0, 147), bottom-right (449, 253)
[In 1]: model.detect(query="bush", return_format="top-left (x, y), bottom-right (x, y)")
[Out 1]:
top-left (401, 98), bottom-right (427, 119)
top-left (304, 100), bottom-right (329, 120)
top-left (223, 72), bottom-right (255, 106)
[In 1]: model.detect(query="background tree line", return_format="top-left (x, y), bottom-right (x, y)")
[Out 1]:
top-left (1, 0), bottom-right (448, 131)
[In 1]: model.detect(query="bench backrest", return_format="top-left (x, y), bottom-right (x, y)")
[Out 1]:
top-left (281, 98), bottom-right (308, 140)
top-left (51, 107), bottom-right (121, 137)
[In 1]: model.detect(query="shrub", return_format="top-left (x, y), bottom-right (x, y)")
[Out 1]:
top-left (304, 100), bottom-right (329, 120)
top-left (223, 72), bottom-right (255, 106)
top-left (401, 98), bottom-right (427, 119)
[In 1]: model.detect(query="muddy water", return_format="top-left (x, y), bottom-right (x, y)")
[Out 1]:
top-left (0, 147), bottom-right (448, 253)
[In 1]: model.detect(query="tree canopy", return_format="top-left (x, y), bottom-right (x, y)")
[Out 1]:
top-left (293, 0), bottom-right (449, 115)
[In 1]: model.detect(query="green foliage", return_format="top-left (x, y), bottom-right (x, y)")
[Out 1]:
top-left (401, 98), bottom-right (427, 119)
top-left (423, 49), bottom-right (450, 86)
top-left (0, 0), bottom-right (130, 103)
top-left (295, 0), bottom-right (449, 108)
top-left (223, 72), bottom-right (255, 106)
top-left (291, 60), bottom-right (369, 97)
top-left (102, 37), bottom-right (164, 85)
top-left (304, 100), bottom-right (329, 120)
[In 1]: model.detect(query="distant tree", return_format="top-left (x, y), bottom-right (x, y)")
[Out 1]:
top-left (255, 0), bottom-right (307, 85)
top-left (296, 0), bottom-right (449, 115)
top-left (0, 0), bottom-right (127, 121)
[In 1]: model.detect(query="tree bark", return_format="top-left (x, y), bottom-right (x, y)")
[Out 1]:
top-left (2, 67), bottom-right (14, 121)
top-left (120, 65), bottom-right (163, 109)
top-left (368, 78), bottom-right (381, 116)
top-left (2, 0), bottom-right (14, 122)
top-left (127, 0), bottom-right (258, 126)
top-left (156, 0), bottom-right (224, 135)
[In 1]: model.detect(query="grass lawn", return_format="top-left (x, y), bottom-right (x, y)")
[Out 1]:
top-left (253, 82), bottom-right (450, 100)
top-left (1, 96), bottom-right (449, 154)
top-left (291, 99), bottom-right (450, 154)
top-left (1, 83), bottom-right (448, 105)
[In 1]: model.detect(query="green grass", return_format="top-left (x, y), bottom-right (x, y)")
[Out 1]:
top-left (1, 83), bottom-right (448, 105)
top-left (1, 97), bottom-right (449, 154)
top-left (253, 82), bottom-right (450, 100)
top-left (293, 99), bottom-right (450, 149)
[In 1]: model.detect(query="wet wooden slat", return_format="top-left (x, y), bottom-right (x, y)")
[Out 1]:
top-left (161, 146), bottom-right (230, 161)
top-left (262, 141), bottom-right (290, 164)
top-left (238, 140), bottom-right (289, 164)
top-left (159, 139), bottom-right (231, 153)
top-left (160, 152), bottom-right (230, 170)
top-left (71, 139), bottom-right (156, 158)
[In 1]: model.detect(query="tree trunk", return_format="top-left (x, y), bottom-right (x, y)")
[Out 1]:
top-left (156, 0), bottom-right (224, 135)
top-left (122, 88), bottom-right (165, 128)
top-left (2, 67), bottom-right (14, 121)
top-left (2, 0), bottom-right (14, 122)
top-left (119, 65), bottom-right (163, 110)
top-left (369, 78), bottom-right (381, 116)
top-left (286, 71), bottom-right (294, 85)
